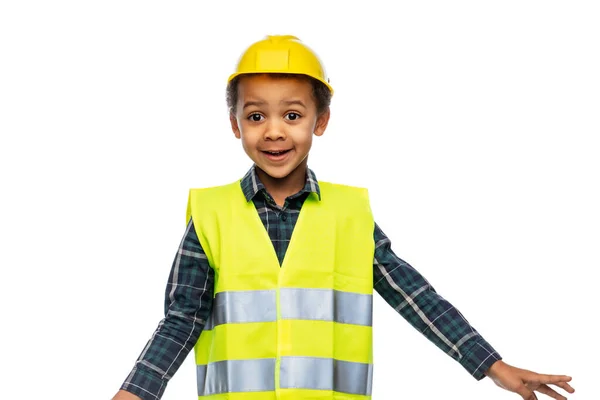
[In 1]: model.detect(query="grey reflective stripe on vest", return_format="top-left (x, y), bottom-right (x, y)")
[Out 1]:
top-left (280, 288), bottom-right (373, 326)
top-left (280, 357), bottom-right (372, 395)
top-left (197, 357), bottom-right (372, 396)
top-left (206, 290), bottom-right (277, 329)
top-left (204, 288), bottom-right (372, 329)
top-left (197, 358), bottom-right (276, 395)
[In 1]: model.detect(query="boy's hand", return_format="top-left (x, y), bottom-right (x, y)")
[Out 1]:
top-left (485, 360), bottom-right (575, 400)
top-left (111, 390), bottom-right (142, 400)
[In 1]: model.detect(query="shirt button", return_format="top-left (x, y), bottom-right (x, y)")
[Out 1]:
top-left (281, 213), bottom-right (287, 221)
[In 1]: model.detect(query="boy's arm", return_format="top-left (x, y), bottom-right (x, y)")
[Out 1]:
top-left (114, 219), bottom-right (214, 400)
top-left (372, 222), bottom-right (500, 380)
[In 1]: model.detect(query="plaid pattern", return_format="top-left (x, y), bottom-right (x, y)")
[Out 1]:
top-left (239, 166), bottom-right (320, 264)
top-left (121, 166), bottom-right (501, 400)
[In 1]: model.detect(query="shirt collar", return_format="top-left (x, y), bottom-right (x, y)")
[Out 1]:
top-left (240, 164), bottom-right (321, 202)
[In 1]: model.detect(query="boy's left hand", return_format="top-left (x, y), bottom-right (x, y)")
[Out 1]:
top-left (485, 360), bottom-right (575, 400)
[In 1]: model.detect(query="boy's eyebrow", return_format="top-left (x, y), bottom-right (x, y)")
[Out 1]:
top-left (280, 99), bottom-right (306, 108)
top-left (242, 100), bottom-right (267, 109)
top-left (242, 99), bottom-right (307, 109)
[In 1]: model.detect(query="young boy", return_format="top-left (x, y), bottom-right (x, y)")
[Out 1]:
top-left (113, 35), bottom-right (575, 400)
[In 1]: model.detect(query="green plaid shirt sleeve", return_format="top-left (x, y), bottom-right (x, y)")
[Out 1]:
top-left (373, 222), bottom-right (502, 379)
top-left (120, 219), bottom-right (214, 400)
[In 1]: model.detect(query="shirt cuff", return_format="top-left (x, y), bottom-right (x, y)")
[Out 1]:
top-left (121, 365), bottom-right (167, 400)
top-left (459, 339), bottom-right (502, 380)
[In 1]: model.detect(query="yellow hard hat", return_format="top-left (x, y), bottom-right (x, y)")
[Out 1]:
top-left (227, 35), bottom-right (333, 95)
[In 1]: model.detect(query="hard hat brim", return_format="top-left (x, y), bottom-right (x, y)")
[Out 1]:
top-left (227, 71), bottom-right (334, 96)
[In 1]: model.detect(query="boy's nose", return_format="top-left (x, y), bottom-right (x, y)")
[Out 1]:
top-left (263, 121), bottom-right (286, 141)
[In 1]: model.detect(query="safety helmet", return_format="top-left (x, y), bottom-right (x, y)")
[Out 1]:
top-left (227, 35), bottom-right (333, 95)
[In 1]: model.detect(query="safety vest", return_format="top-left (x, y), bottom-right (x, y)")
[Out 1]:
top-left (186, 180), bottom-right (375, 400)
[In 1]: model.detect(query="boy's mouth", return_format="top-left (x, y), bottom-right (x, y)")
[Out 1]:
top-left (262, 149), bottom-right (291, 156)
top-left (261, 149), bottom-right (292, 162)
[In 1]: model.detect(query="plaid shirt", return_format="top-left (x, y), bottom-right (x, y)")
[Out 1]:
top-left (121, 166), bottom-right (501, 400)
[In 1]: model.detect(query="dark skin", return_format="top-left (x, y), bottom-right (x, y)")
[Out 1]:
top-left (229, 74), bottom-right (330, 206)
top-left (485, 361), bottom-right (575, 400)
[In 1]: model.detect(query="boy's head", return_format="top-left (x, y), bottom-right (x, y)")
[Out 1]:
top-left (226, 35), bottom-right (333, 182)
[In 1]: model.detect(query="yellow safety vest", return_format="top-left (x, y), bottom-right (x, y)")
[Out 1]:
top-left (186, 180), bottom-right (375, 400)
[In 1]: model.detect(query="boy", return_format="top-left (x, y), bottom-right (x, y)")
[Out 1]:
top-left (113, 35), bottom-right (575, 400)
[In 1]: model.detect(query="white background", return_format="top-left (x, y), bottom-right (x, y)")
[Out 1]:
top-left (1, 1), bottom-right (598, 399)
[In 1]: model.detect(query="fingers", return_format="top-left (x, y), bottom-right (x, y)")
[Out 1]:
top-left (523, 372), bottom-right (575, 394)
top-left (542, 375), bottom-right (573, 384)
top-left (537, 374), bottom-right (573, 384)
top-left (523, 371), bottom-right (574, 387)
top-left (536, 384), bottom-right (567, 400)
top-left (555, 381), bottom-right (576, 394)
top-left (517, 385), bottom-right (538, 400)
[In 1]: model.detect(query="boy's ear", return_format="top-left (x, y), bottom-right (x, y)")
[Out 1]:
top-left (313, 107), bottom-right (330, 137)
top-left (230, 111), bottom-right (241, 139)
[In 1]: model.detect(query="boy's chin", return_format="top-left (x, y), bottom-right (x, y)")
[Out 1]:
top-left (257, 168), bottom-right (290, 180)
top-left (255, 164), bottom-right (302, 181)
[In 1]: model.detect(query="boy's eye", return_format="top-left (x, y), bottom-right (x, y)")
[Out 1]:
top-left (248, 113), bottom-right (264, 122)
top-left (285, 112), bottom-right (301, 121)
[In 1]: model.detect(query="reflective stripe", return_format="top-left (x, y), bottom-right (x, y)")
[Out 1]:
top-left (204, 310), bottom-right (214, 330)
top-left (209, 290), bottom-right (277, 328)
top-left (204, 288), bottom-right (372, 329)
top-left (197, 357), bottom-right (372, 395)
top-left (197, 359), bottom-right (276, 395)
top-left (280, 356), bottom-right (372, 395)
top-left (280, 288), bottom-right (373, 326)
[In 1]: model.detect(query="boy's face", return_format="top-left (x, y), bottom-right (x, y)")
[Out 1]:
top-left (230, 74), bottom-right (329, 182)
